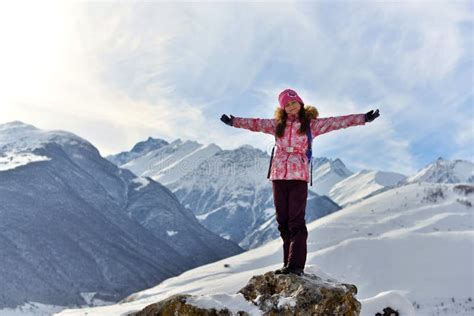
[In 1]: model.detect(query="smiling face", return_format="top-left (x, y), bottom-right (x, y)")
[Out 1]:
top-left (284, 100), bottom-right (301, 116)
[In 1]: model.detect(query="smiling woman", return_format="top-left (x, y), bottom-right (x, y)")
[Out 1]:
top-left (220, 88), bottom-right (379, 276)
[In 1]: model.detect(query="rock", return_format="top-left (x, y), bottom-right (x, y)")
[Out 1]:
top-left (238, 271), bottom-right (360, 316)
top-left (130, 294), bottom-right (248, 316)
top-left (375, 306), bottom-right (399, 316)
top-left (132, 271), bottom-right (361, 315)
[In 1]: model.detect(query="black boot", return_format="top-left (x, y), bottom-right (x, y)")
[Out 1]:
top-left (275, 265), bottom-right (304, 276)
top-left (274, 264), bottom-right (288, 274)
top-left (288, 267), bottom-right (304, 276)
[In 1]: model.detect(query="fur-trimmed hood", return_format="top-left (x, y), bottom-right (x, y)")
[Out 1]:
top-left (304, 105), bottom-right (319, 120)
top-left (274, 105), bottom-right (319, 121)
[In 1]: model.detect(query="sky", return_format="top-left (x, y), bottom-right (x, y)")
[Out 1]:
top-left (0, 0), bottom-right (472, 176)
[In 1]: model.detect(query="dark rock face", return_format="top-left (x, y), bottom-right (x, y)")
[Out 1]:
top-left (375, 306), bottom-right (399, 316)
top-left (454, 184), bottom-right (474, 196)
top-left (133, 271), bottom-right (361, 316)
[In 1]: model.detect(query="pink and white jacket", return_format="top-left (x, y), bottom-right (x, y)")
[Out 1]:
top-left (232, 111), bottom-right (366, 182)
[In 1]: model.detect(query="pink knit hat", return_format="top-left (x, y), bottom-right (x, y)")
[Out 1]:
top-left (278, 89), bottom-right (304, 109)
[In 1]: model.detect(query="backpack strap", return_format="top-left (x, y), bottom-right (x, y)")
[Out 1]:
top-left (267, 134), bottom-right (276, 179)
top-left (305, 127), bottom-right (313, 186)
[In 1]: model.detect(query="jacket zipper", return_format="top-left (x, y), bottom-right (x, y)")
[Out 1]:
top-left (284, 121), bottom-right (294, 178)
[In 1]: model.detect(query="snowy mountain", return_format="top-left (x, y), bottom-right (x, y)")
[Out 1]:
top-left (405, 157), bottom-right (474, 184)
top-left (328, 169), bottom-right (407, 207)
top-left (310, 157), bottom-right (354, 196)
top-left (116, 138), bottom-right (222, 185)
top-left (106, 136), bottom-right (169, 166)
top-left (108, 141), bottom-right (341, 249)
top-left (57, 181), bottom-right (474, 316)
top-left (0, 121), bottom-right (243, 309)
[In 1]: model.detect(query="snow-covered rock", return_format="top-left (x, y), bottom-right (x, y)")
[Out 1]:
top-left (132, 271), bottom-right (360, 315)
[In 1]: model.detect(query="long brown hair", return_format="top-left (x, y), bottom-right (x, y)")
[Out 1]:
top-left (274, 104), bottom-right (319, 138)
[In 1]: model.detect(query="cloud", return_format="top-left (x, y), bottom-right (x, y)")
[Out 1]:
top-left (0, 0), bottom-right (471, 174)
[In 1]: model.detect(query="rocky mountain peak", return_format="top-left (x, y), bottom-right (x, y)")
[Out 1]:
top-left (130, 137), bottom-right (168, 154)
top-left (407, 158), bottom-right (473, 184)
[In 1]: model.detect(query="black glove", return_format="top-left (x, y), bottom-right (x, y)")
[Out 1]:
top-left (220, 114), bottom-right (235, 126)
top-left (365, 109), bottom-right (380, 122)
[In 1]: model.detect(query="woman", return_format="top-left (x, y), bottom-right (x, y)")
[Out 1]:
top-left (220, 88), bottom-right (380, 276)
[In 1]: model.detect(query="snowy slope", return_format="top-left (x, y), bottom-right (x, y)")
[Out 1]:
top-left (121, 139), bottom-right (222, 185)
top-left (406, 157), bottom-right (474, 184)
top-left (309, 157), bottom-right (354, 196)
top-left (0, 121), bottom-right (243, 310)
top-left (328, 169), bottom-right (407, 206)
top-left (57, 182), bottom-right (474, 316)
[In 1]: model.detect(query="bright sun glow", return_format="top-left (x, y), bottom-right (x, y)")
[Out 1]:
top-left (0, 1), bottom-right (73, 107)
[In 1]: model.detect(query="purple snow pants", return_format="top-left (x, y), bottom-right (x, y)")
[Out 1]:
top-left (272, 179), bottom-right (308, 269)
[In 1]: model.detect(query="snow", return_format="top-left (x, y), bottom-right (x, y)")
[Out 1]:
top-left (276, 295), bottom-right (296, 309)
top-left (407, 158), bottom-right (474, 183)
top-left (78, 293), bottom-right (111, 307)
top-left (329, 169), bottom-right (406, 206)
top-left (56, 182), bottom-right (474, 316)
top-left (262, 208), bottom-right (274, 219)
top-left (219, 233), bottom-right (231, 240)
top-left (360, 290), bottom-right (416, 316)
top-left (0, 121), bottom-right (97, 172)
top-left (122, 140), bottom-right (222, 185)
top-left (0, 293), bottom-right (112, 316)
top-left (237, 200), bottom-right (251, 208)
top-left (196, 205), bottom-right (226, 221)
top-left (186, 293), bottom-right (261, 315)
top-left (166, 230), bottom-right (178, 236)
top-left (0, 302), bottom-right (65, 316)
top-left (310, 158), bottom-right (354, 196)
top-left (132, 177), bottom-right (149, 191)
top-left (0, 121), bottom-right (89, 152)
top-left (0, 151), bottom-right (50, 171)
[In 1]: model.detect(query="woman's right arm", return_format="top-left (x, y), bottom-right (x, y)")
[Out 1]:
top-left (232, 117), bottom-right (276, 135)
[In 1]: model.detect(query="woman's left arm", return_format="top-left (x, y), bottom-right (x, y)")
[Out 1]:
top-left (310, 113), bottom-right (366, 137)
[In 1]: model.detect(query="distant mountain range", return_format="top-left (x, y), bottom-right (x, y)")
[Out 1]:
top-left (2, 120), bottom-right (471, 313)
top-left (0, 121), bottom-right (243, 309)
top-left (108, 136), bottom-right (472, 250)
top-left (108, 139), bottom-right (343, 249)
top-left (405, 157), bottom-right (473, 184)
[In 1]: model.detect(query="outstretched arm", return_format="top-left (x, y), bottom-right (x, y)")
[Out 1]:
top-left (230, 117), bottom-right (276, 135)
top-left (310, 113), bottom-right (366, 138)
